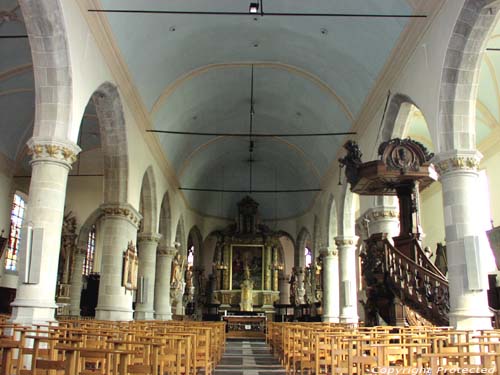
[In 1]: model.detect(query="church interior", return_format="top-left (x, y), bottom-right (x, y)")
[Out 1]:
top-left (3, 0), bottom-right (500, 374)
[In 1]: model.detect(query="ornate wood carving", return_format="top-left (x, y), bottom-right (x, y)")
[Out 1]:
top-left (378, 138), bottom-right (434, 174)
top-left (338, 140), bottom-right (363, 185)
top-left (362, 234), bottom-right (449, 326)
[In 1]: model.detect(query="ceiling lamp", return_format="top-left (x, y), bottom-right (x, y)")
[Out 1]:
top-left (249, 2), bottom-right (259, 14)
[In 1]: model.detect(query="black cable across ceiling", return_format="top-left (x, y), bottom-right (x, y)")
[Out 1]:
top-left (147, 130), bottom-right (356, 137)
top-left (177, 65), bottom-right (322, 194)
top-left (88, 9), bottom-right (426, 19)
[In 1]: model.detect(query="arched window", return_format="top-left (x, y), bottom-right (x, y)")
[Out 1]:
top-left (5, 193), bottom-right (26, 271)
top-left (83, 225), bottom-right (96, 276)
top-left (305, 246), bottom-right (312, 268)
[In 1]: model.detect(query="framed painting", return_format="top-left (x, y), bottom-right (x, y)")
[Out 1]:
top-left (230, 245), bottom-right (263, 290)
top-left (122, 241), bottom-right (139, 291)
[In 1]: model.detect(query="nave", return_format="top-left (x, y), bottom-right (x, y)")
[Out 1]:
top-left (214, 340), bottom-right (285, 375)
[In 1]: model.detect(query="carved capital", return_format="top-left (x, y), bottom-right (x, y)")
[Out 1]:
top-left (75, 246), bottom-right (87, 256)
top-left (137, 232), bottom-right (162, 244)
top-left (319, 246), bottom-right (338, 257)
top-left (157, 245), bottom-right (176, 257)
top-left (433, 150), bottom-right (482, 176)
top-left (365, 208), bottom-right (399, 222)
top-left (28, 138), bottom-right (81, 167)
top-left (100, 203), bottom-right (142, 228)
top-left (334, 236), bottom-right (359, 248)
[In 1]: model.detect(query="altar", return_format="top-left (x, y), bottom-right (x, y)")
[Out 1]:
top-left (222, 314), bottom-right (267, 339)
top-left (210, 196), bottom-right (282, 314)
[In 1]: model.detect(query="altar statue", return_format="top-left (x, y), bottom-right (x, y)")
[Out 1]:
top-left (239, 264), bottom-right (254, 311)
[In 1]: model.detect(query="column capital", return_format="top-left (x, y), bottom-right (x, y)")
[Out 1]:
top-left (27, 137), bottom-right (81, 167)
top-left (137, 232), bottom-right (162, 244)
top-left (158, 245), bottom-right (176, 257)
top-left (364, 207), bottom-right (399, 222)
top-left (319, 246), bottom-right (338, 257)
top-left (100, 203), bottom-right (142, 229)
top-left (334, 236), bottom-right (359, 247)
top-left (433, 150), bottom-right (482, 176)
top-left (75, 246), bottom-right (87, 256)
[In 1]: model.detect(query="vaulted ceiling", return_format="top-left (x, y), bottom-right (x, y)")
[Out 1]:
top-left (96, 0), bottom-right (415, 220)
top-left (0, 0), bottom-right (458, 221)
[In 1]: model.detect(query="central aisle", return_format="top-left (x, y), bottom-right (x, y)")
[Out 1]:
top-left (214, 339), bottom-right (286, 375)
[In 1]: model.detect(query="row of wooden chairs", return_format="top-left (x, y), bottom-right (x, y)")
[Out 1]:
top-left (267, 322), bottom-right (500, 374)
top-left (0, 318), bottom-right (226, 375)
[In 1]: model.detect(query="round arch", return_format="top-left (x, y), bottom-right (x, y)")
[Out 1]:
top-left (76, 208), bottom-right (103, 251)
top-left (19, 0), bottom-right (72, 139)
top-left (187, 225), bottom-right (203, 268)
top-left (91, 82), bottom-right (129, 203)
top-left (338, 184), bottom-right (358, 237)
top-left (325, 194), bottom-right (338, 249)
top-left (439, 0), bottom-right (500, 152)
top-left (296, 227), bottom-right (312, 268)
top-left (158, 192), bottom-right (172, 248)
top-left (174, 215), bottom-right (186, 255)
top-left (138, 166), bottom-right (158, 234)
top-left (382, 93), bottom-right (418, 142)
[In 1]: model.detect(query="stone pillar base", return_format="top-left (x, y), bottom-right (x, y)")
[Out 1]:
top-left (134, 310), bottom-right (155, 320)
top-left (154, 312), bottom-right (172, 320)
top-left (10, 299), bottom-right (58, 325)
top-left (340, 315), bottom-right (359, 324)
top-left (322, 315), bottom-right (340, 323)
top-left (95, 307), bottom-right (133, 321)
top-left (450, 310), bottom-right (492, 330)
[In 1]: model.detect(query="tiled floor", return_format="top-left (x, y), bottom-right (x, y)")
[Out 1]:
top-left (213, 339), bottom-right (286, 375)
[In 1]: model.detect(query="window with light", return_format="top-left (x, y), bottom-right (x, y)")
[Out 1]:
top-left (5, 193), bottom-right (26, 271)
top-left (83, 225), bottom-right (96, 276)
top-left (305, 246), bottom-right (312, 267)
top-left (187, 245), bottom-right (194, 268)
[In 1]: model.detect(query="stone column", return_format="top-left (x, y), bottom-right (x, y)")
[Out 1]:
top-left (295, 269), bottom-right (306, 305)
top-left (279, 274), bottom-right (290, 304)
top-left (222, 243), bottom-right (230, 290)
top-left (435, 151), bottom-right (492, 329)
top-left (272, 247), bottom-right (279, 291)
top-left (134, 232), bottom-right (161, 320)
top-left (364, 206), bottom-right (399, 239)
top-left (10, 138), bottom-right (80, 325)
top-left (321, 246), bottom-right (340, 322)
top-left (154, 246), bottom-right (175, 320)
top-left (69, 247), bottom-right (86, 316)
top-left (264, 244), bottom-right (272, 290)
top-left (95, 203), bottom-right (142, 321)
top-left (336, 236), bottom-right (359, 324)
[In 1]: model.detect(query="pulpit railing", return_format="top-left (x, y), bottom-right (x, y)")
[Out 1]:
top-left (362, 234), bottom-right (449, 326)
top-left (383, 237), bottom-right (449, 326)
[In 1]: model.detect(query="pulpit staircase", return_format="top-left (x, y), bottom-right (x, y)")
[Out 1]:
top-left (362, 233), bottom-right (449, 326)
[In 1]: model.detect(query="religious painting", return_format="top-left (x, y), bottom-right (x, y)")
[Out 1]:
top-left (230, 245), bottom-right (263, 290)
top-left (122, 241), bottom-right (139, 290)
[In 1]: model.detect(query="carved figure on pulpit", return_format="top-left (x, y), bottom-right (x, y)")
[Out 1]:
top-left (240, 264), bottom-right (254, 311)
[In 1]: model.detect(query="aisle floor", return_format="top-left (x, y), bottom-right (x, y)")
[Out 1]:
top-left (214, 339), bottom-right (286, 375)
